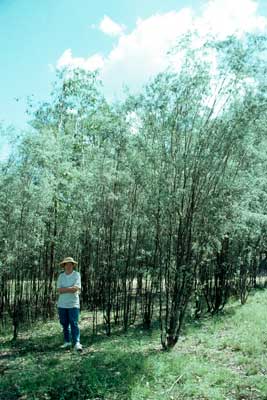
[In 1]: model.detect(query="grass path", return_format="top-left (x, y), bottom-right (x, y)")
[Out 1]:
top-left (1, 290), bottom-right (267, 399)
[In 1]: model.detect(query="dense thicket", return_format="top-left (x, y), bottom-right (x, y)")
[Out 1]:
top-left (1, 33), bottom-right (267, 348)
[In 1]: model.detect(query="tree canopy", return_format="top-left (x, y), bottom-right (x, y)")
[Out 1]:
top-left (1, 32), bottom-right (267, 349)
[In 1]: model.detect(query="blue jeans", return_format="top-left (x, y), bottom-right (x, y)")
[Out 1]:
top-left (58, 308), bottom-right (80, 344)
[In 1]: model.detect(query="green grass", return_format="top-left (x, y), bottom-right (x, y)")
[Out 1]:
top-left (1, 290), bottom-right (267, 399)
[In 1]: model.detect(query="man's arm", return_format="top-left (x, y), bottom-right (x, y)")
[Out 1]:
top-left (58, 286), bottom-right (80, 294)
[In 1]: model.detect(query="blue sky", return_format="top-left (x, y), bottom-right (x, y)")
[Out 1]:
top-left (0, 0), bottom-right (199, 128)
top-left (0, 0), bottom-right (267, 159)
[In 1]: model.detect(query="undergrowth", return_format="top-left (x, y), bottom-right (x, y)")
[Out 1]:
top-left (1, 290), bottom-right (267, 399)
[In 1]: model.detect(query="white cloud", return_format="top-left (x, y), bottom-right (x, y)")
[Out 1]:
top-left (56, 0), bottom-right (267, 97)
top-left (56, 49), bottom-right (104, 71)
top-left (99, 15), bottom-right (125, 37)
top-left (198, 0), bottom-right (267, 39)
top-left (100, 9), bottom-right (193, 97)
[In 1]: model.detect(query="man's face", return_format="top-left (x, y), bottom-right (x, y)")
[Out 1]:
top-left (64, 262), bottom-right (74, 274)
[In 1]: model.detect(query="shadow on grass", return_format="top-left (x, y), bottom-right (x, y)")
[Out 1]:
top-left (0, 316), bottom-right (164, 399)
top-left (2, 292), bottom-right (257, 400)
top-left (66, 349), bottom-right (151, 400)
top-left (0, 332), bottom-right (65, 357)
top-left (0, 338), bottom-right (154, 400)
top-left (181, 298), bottom-right (245, 340)
top-left (0, 298), bottom-right (242, 360)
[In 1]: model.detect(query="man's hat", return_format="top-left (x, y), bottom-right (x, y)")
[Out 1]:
top-left (59, 257), bottom-right (78, 266)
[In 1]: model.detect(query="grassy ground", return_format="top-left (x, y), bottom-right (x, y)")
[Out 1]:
top-left (1, 290), bottom-right (267, 400)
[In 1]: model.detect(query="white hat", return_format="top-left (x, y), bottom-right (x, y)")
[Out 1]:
top-left (59, 256), bottom-right (78, 266)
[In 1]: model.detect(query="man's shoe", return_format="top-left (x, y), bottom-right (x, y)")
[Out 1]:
top-left (74, 342), bottom-right (83, 351)
top-left (60, 342), bottom-right (71, 349)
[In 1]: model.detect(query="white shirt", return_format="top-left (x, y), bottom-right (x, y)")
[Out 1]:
top-left (57, 271), bottom-right (81, 308)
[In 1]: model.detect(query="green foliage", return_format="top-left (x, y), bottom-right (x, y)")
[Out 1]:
top-left (1, 32), bottom-right (267, 348)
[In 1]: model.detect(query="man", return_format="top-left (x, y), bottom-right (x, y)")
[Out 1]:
top-left (57, 256), bottom-right (82, 351)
